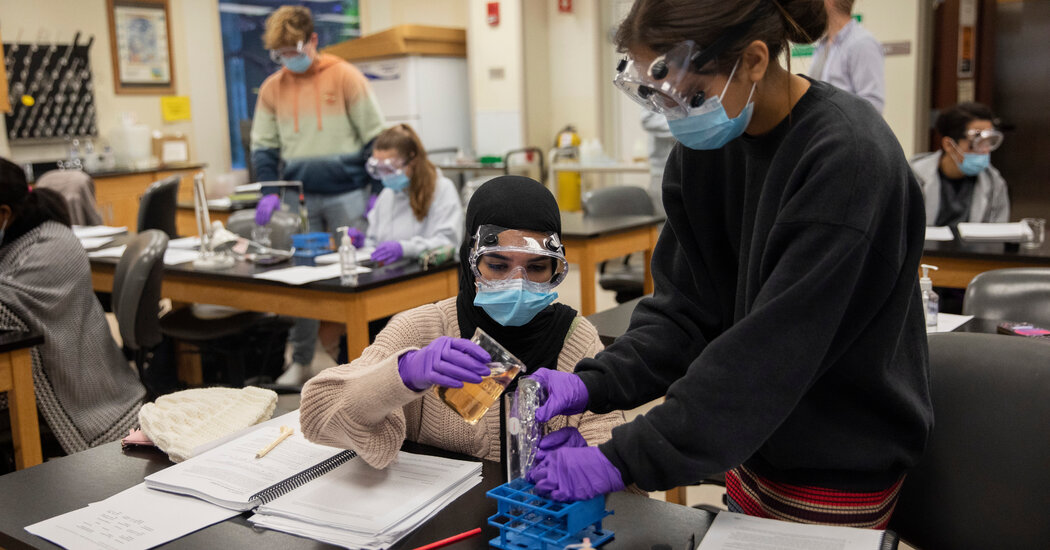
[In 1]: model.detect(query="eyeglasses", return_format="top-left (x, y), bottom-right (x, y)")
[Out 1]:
top-left (366, 156), bottom-right (406, 179)
top-left (961, 128), bottom-right (1004, 153)
top-left (269, 41), bottom-right (305, 63)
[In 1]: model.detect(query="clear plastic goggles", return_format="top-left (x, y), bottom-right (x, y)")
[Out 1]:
top-left (469, 225), bottom-right (568, 291)
top-left (613, 40), bottom-right (712, 120)
top-left (366, 156), bottom-right (406, 179)
top-left (269, 41), bottom-right (305, 63)
top-left (961, 128), bottom-right (1004, 153)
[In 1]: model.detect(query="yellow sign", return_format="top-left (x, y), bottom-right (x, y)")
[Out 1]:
top-left (160, 96), bottom-right (192, 122)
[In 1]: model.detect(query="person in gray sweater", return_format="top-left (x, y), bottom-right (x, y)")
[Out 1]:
top-left (0, 158), bottom-right (144, 455)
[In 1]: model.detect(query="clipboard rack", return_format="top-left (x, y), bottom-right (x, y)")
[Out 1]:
top-left (3, 32), bottom-right (99, 142)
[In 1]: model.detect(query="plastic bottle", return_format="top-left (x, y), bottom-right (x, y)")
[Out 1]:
top-left (337, 226), bottom-right (357, 286)
top-left (920, 264), bottom-right (939, 332)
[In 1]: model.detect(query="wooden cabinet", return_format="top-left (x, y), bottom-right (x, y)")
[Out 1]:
top-left (93, 165), bottom-right (203, 231)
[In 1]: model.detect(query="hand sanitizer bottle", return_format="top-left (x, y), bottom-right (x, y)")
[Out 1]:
top-left (337, 226), bottom-right (357, 286)
top-left (920, 264), bottom-right (939, 332)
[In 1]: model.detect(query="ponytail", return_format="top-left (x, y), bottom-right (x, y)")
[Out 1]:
top-left (25, 188), bottom-right (72, 227)
top-left (0, 157), bottom-right (72, 230)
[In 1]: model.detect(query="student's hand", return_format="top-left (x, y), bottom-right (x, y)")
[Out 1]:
top-left (366, 194), bottom-right (378, 215)
top-left (530, 368), bottom-right (589, 422)
top-left (255, 194), bottom-right (281, 226)
top-left (527, 446), bottom-right (625, 502)
top-left (372, 241), bottom-right (403, 264)
top-left (346, 227), bottom-right (364, 248)
top-left (535, 427), bottom-right (587, 463)
top-left (397, 336), bottom-right (492, 391)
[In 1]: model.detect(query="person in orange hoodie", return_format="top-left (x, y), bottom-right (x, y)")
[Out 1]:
top-left (251, 6), bottom-right (385, 384)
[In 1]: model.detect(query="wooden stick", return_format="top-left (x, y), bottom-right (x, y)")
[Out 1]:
top-left (255, 425), bottom-right (293, 459)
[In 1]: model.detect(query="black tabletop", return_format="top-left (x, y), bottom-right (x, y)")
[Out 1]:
top-left (559, 212), bottom-right (665, 239)
top-left (0, 330), bottom-right (43, 354)
top-left (89, 235), bottom-right (458, 295)
top-left (0, 439), bottom-right (714, 550)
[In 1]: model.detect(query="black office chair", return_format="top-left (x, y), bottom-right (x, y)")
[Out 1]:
top-left (582, 186), bottom-right (656, 304)
top-left (962, 267), bottom-right (1050, 327)
top-left (890, 332), bottom-right (1050, 549)
top-left (137, 175), bottom-right (180, 238)
top-left (112, 229), bottom-right (168, 386)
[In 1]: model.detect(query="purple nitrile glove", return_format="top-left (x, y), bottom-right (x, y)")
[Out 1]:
top-left (372, 241), bottom-right (403, 264)
top-left (366, 194), bottom-right (378, 215)
top-left (346, 227), bottom-right (365, 248)
top-left (535, 426), bottom-right (587, 463)
top-left (530, 368), bottom-right (589, 422)
top-left (255, 194), bottom-right (281, 226)
top-left (397, 336), bottom-right (492, 391)
top-left (526, 445), bottom-right (625, 502)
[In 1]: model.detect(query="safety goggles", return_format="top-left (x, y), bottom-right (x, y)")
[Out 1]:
top-left (269, 41), bottom-right (305, 63)
top-left (960, 128), bottom-right (1004, 153)
top-left (469, 225), bottom-right (568, 291)
top-left (366, 156), bottom-right (406, 179)
top-left (613, 12), bottom-right (759, 119)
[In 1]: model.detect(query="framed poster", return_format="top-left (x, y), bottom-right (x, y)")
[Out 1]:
top-left (107, 0), bottom-right (175, 94)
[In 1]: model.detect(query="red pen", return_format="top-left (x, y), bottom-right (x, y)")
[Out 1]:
top-left (411, 527), bottom-right (483, 550)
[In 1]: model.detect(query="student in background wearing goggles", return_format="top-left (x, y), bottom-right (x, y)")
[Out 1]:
top-left (910, 102), bottom-right (1010, 227)
top-left (251, 5), bottom-right (385, 386)
top-left (299, 176), bottom-right (636, 491)
top-left (527, 0), bottom-right (932, 528)
top-left (350, 124), bottom-right (463, 266)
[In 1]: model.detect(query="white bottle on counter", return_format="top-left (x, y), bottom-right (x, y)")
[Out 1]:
top-left (920, 264), bottom-right (939, 332)
top-left (337, 226), bottom-right (357, 286)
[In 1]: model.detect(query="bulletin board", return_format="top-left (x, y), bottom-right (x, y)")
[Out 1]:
top-left (3, 33), bottom-right (99, 141)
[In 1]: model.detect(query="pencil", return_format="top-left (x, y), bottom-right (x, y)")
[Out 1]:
top-left (255, 425), bottom-right (293, 458)
top-left (411, 527), bottom-right (482, 550)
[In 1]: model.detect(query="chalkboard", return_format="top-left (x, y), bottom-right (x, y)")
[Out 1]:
top-left (3, 33), bottom-right (98, 141)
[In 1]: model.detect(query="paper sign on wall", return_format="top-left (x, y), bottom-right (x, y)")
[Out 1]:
top-left (161, 96), bottom-right (192, 122)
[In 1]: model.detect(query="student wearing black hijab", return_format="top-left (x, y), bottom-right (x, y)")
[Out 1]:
top-left (300, 176), bottom-right (628, 470)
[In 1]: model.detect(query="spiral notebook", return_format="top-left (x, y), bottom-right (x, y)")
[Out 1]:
top-left (144, 420), bottom-right (356, 511)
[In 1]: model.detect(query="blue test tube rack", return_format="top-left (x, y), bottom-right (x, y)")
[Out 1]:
top-left (486, 478), bottom-right (614, 550)
top-left (291, 232), bottom-right (332, 258)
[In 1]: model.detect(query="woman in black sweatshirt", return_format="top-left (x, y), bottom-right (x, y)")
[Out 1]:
top-left (526, 0), bottom-right (932, 528)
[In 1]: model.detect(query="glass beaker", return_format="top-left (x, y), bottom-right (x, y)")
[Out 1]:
top-left (436, 328), bottom-right (525, 425)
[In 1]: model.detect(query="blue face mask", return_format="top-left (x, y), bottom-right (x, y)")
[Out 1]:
top-left (667, 60), bottom-right (756, 150)
top-left (474, 279), bottom-right (558, 327)
top-left (951, 140), bottom-right (990, 177)
top-left (382, 173), bottom-right (410, 192)
top-left (282, 53), bottom-right (313, 74)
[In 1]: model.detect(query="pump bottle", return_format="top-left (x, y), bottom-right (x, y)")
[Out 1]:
top-left (920, 264), bottom-right (939, 332)
top-left (337, 226), bottom-right (357, 286)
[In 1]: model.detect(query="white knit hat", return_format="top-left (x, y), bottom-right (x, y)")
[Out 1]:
top-left (139, 386), bottom-right (278, 462)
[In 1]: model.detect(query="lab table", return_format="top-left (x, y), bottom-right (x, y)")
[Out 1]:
top-left (0, 330), bottom-right (44, 470)
top-left (922, 237), bottom-right (1050, 289)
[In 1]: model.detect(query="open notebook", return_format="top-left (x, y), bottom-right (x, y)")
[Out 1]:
top-left (144, 421), bottom-right (356, 511)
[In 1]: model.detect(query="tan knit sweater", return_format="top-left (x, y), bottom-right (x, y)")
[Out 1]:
top-left (300, 297), bottom-right (627, 469)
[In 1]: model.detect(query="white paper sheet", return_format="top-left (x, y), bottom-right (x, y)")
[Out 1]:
top-left (314, 247), bottom-right (376, 265)
top-left (25, 483), bottom-right (237, 550)
top-left (78, 237), bottom-right (114, 249)
top-left (924, 226), bottom-right (954, 241)
top-left (929, 312), bottom-right (974, 333)
top-left (87, 245), bottom-right (202, 266)
top-left (72, 225), bottom-right (127, 239)
top-left (695, 512), bottom-right (884, 550)
top-left (957, 222), bottom-right (1033, 242)
top-left (167, 236), bottom-right (202, 249)
top-left (252, 263), bottom-right (370, 285)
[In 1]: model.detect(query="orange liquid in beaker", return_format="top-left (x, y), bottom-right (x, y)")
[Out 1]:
top-left (436, 365), bottom-right (521, 425)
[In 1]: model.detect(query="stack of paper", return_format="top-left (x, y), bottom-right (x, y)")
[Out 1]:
top-left (248, 452), bottom-right (483, 549)
top-left (924, 226), bottom-right (954, 241)
top-left (87, 245), bottom-right (200, 266)
top-left (957, 222), bottom-right (1033, 242)
top-left (314, 246), bottom-right (376, 265)
top-left (72, 225), bottom-right (127, 239)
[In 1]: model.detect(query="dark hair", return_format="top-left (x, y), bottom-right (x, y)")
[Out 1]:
top-left (373, 124), bottom-right (437, 222)
top-left (935, 102), bottom-right (995, 142)
top-left (0, 158), bottom-right (72, 230)
top-left (615, 0), bottom-right (827, 73)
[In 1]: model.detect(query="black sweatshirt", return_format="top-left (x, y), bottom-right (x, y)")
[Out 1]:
top-left (576, 80), bottom-right (933, 492)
